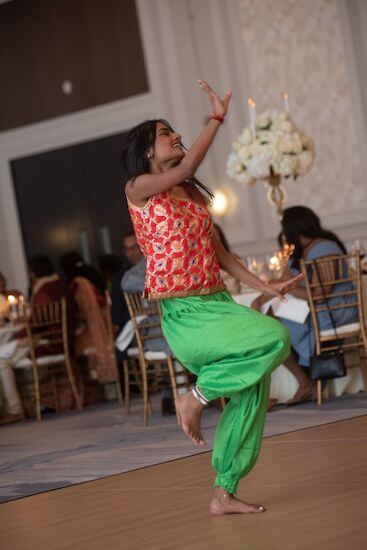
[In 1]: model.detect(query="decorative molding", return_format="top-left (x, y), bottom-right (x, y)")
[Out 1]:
top-left (237, 0), bottom-right (367, 241)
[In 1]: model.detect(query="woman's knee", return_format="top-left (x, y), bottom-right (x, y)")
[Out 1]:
top-left (266, 317), bottom-right (291, 355)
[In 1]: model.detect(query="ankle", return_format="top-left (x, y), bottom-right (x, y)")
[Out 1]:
top-left (215, 488), bottom-right (232, 501)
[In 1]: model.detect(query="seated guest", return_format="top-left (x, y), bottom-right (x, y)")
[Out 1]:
top-left (121, 252), bottom-right (171, 355)
top-left (122, 231), bottom-right (143, 267)
top-left (0, 255), bottom-right (78, 420)
top-left (28, 254), bottom-right (76, 353)
top-left (110, 232), bottom-right (142, 331)
top-left (59, 252), bottom-right (119, 391)
top-left (28, 254), bottom-right (82, 411)
top-left (252, 206), bottom-right (358, 405)
top-left (120, 239), bottom-right (178, 413)
top-left (98, 253), bottom-right (126, 293)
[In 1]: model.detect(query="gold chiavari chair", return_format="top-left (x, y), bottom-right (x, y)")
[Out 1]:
top-left (301, 253), bottom-right (367, 404)
top-left (124, 292), bottom-right (191, 426)
top-left (14, 298), bottom-right (83, 421)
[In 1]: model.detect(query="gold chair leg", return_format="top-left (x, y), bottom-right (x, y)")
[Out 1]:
top-left (115, 378), bottom-right (123, 406)
top-left (51, 371), bottom-right (60, 412)
top-left (359, 350), bottom-right (367, 392)
top-left (141, 363), bottom-right (149, 426)
top-left (65, 362), bottom-right (83, 412)
top-left (167, 357), bottom-right (180, 426)
top-left (132, 361), bottom-right (143, 394)
top-left (317, 379), bottom-right (323, 405)
top-left (33, 367), bottom-right (42, 421)
top-left (219, 397), bottom-right (226, 411)
top-left (123, 360), bottom-right (130, 414)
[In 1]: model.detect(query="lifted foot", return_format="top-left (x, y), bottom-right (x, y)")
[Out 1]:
top-left (175, 391), bottom-right (205, 447)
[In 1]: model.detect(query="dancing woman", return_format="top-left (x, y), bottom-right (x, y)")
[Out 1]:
top-left (123, 81), bottom-right (303, 515)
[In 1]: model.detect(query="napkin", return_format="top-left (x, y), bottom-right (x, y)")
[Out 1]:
top-left (115, 315), bottom-right (147, 352)
top-left (0, 339), bottom-right (18, 360)
top-left (261, 293), bottom-right (310, 324)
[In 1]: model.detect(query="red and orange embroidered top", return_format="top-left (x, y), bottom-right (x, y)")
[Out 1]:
top-left (127, 191), bottom-right (226, 299)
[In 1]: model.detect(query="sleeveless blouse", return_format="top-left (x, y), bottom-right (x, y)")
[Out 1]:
top-left (127, 191), bottom-right (225, 299)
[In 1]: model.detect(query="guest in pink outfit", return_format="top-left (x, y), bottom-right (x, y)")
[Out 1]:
top-left (59, 252), bottom-right (119, 390)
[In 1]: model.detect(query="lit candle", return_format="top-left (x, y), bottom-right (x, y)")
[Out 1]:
top-left (247, 97), bottom-right (257, 139)
top-left (7, 294), bottom-right (18, 321)
top-left (7, 294), bottom-right (17, 307)
top-left (283, 92), bottom-right (290, 113)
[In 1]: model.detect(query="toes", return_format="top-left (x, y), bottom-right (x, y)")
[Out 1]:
top-left (255, 505), bottom-right (266, 513)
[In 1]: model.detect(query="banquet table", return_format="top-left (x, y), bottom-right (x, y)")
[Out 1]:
top-left (232, 290), bottom-right (366, 404)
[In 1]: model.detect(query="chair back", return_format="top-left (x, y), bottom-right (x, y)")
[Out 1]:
top-left (124, 292), bottom-right (164, 357)
top-left (25, 298), bottom-right (69, 360)
top-left (300, 252), bottom-right (367, 354)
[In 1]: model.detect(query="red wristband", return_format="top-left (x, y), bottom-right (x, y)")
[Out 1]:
top-left (211, 114), bottom-right (225, 123)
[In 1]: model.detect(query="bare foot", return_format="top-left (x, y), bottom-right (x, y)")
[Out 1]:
top-left (175, 391), bottom-right (205, 447)
top-left (286, 383), bottom-right (313, 406)
top-left (210, 488), bottom-right (266, 515)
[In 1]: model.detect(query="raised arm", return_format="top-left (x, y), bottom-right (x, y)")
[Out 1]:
top-left (126, 81), bottom-right (232, 204)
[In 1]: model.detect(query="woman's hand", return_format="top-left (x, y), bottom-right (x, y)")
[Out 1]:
top-left (263, 273), bottom-right (304, 301)
top-left (251, 294), bottom-right (269, 312)
top-left (198, 80), bottom-right (232, 118)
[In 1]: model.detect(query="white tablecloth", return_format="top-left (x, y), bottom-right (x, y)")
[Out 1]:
top-left (0, 324), bottom-right (27, 416)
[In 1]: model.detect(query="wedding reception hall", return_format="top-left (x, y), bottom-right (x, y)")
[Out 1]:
top-left (1, 0), bottom-right (367, 549)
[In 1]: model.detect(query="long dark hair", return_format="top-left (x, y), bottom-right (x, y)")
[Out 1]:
top-left (121, 119), bottom-right (214, 204)
top-left (213, 223), bottom-right (231, 253)
top-left (59, 252), bottom-right (106, 294)
top-left (281, 206), bottom-right (346, 269)
top-left (28, 254), bottom-right (55, 278)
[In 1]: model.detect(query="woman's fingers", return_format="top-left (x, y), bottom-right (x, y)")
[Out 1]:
top-left (280, 273), bottom-right (303, 293)
top-left (198, 80), bottom-right (232, 105)
top-left (198, 80), bottom-right (216, 97)
top-left (223, 89), bottom-right (233, 106)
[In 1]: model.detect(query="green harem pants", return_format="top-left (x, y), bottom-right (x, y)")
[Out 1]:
top-left (161, 291), bottom-right (290, 494)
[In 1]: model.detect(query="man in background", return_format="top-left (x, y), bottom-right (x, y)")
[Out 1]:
top-left (110, 232), bottom-right (143, 331)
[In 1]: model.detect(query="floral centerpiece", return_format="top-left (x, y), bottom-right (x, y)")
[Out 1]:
top-left (226, 108), bottom-right (315, 216)
top-left (227, 110), bottom-right (315, 184)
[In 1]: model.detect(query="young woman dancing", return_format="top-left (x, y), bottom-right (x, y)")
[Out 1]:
top-left (123, 81), bottom-right (303, 515)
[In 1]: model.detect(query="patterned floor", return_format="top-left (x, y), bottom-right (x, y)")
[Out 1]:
top-left (0, 392), bottom-right (366, 503)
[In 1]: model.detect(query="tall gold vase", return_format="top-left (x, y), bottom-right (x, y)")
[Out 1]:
top-left (264, 168), bottom-right (287, 218)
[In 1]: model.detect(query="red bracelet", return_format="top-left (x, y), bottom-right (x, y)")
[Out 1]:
top-left (211, 114), bottom-right (225, 123)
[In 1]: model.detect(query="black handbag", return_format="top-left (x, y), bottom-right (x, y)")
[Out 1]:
top-left (309, 260), bottom-right (347, 381)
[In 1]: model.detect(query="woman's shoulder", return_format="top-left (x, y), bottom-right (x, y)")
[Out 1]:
top-left (73, 276), bottom-right (92, 290)
top-left (306, 239), bottom-right (344, 260)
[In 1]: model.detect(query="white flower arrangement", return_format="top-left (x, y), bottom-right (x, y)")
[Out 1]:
top-left (226, 110), bottom-right (315, 185)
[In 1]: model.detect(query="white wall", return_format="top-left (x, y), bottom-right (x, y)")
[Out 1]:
top-left (0, 0), bottom-right (366, 292)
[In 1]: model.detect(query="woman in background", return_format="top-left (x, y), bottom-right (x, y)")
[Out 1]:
top-left (59, 252), bottom-right (119, 389)
top-left (252, 206), bottom-right (358, 405)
